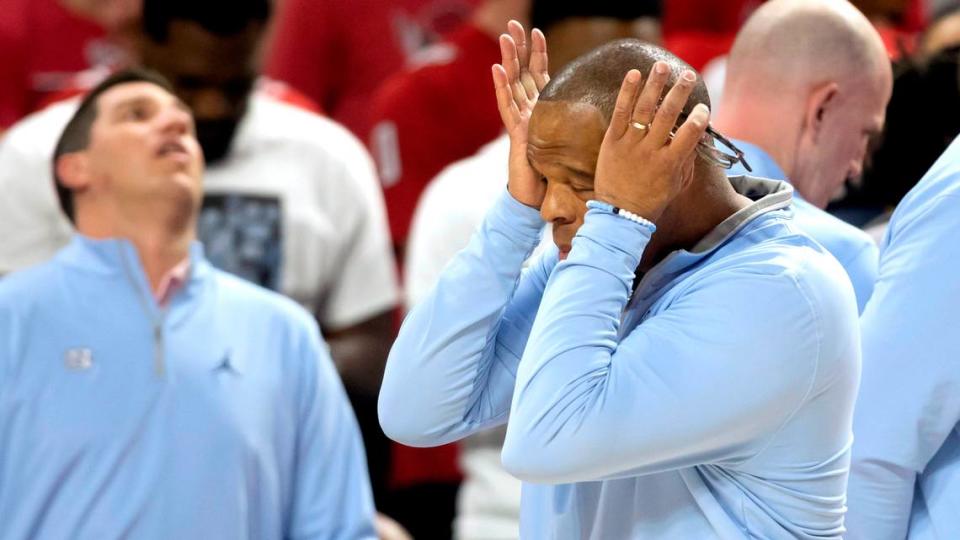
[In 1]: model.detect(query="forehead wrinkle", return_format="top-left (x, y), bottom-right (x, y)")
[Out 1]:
top-left (527, 145), bottom-right (596, 178)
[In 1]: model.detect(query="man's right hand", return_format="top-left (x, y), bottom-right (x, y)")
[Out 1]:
top-left (492, 20), bottom-right (549, 209)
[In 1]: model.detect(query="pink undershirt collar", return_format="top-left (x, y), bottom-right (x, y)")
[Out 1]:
top-left (154, 258), bottom-right (190, 308)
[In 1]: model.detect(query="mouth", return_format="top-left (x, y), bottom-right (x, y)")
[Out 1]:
top-left (156, 140), bottom-right (190, 161)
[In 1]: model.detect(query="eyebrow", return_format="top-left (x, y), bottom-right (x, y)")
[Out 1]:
top-left (111, 96), bottom-right (151, 113)
top-left (111, 95), bottom-right (192, 115)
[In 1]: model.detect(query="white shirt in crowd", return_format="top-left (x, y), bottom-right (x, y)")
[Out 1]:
top-left (406, 134), bottom-right (548, 540)
top-left (0, 92), bottom-right (398, 330)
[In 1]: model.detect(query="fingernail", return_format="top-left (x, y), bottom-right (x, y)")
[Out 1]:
top-left (695, 103), bottom-right (710, 117)
top-left (627, 70), bottom-right (640, 83)
top-left (655, 62), bottom-right (668, 74)
top-left (682, 70), bottom-right (696, 82)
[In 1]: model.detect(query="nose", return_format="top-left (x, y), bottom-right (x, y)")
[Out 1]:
top-left (849, 147), bottom-right (868, 179)
top-left (849, 159), bottom-right (864, 180)
top-left (539, 181), bottom-right (577, 227)
top-left (849, 136), bottom-right (872, 180)
top-left (158, 105), bottom-right (192, 136)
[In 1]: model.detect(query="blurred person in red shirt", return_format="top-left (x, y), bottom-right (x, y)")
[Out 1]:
top-left (265, 0), bottom-right (481, 137)
top-left (659, 0), bottom-right (759, 71)
top-left (662, 0), bottom-right (926, 73)
top-left (0, 0), bottom-right (140, 132)
top-left (853, 0), bottom-right (928, 56)
top-left (368, 0), bottom-right (663, 261)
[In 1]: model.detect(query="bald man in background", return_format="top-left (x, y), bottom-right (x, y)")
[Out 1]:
top-left (713, 0), bottom-right (892, 312)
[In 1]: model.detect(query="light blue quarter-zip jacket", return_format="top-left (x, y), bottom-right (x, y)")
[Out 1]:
top-left (379, 177), bottom-right (861, 539)
top-left (846, 135), bottom-right (960, 540)
top-left (0, 236), bottom-right (376, 540)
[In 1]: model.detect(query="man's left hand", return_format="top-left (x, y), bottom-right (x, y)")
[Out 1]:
top-left (594, 62), bottom-right (709, 223)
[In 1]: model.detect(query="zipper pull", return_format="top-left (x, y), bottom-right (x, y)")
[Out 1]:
top-left (154, 323), bottom-right (165, 376)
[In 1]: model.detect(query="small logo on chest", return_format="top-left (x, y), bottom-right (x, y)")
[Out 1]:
top-left (64, 348), bottom-right (94, 371)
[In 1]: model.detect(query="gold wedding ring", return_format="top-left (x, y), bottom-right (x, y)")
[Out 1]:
top-left (631, 121), bottom-right (650, 132)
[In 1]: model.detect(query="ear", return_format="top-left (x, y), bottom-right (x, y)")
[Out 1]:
top-left (55, 152), bottom-right (91, 191)
top-left (802, 82), bottom-right (839, 144)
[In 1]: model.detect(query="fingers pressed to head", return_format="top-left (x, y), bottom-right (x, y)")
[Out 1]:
top-left (670, 103), bottom-right (710, 160)
top-left (529, 28), bottom-right (550, 89)
top-left (609, 69), bottom-right (643, 139)
top-left (632, 61), bottom-right (670, 127)
top-left (507, 20), bottom-right (529, 69)
top-left (648, 69), bottom-right (697, 146)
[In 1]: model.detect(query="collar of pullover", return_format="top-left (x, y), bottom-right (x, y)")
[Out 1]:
top-left (637, 176), bottom-right (794, 289)
top-left (58, 235), bottom-right (212, 314)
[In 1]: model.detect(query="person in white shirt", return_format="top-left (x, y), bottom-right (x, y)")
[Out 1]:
top-left (406, 134), bottom-right (533, 540)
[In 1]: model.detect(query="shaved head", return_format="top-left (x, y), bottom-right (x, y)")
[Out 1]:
top-left (540, 39), bottom-right (710, 127)
top-left (725, 0), bottom-right (887, 94)
top-left (715, 0), bottom-right (892, 208)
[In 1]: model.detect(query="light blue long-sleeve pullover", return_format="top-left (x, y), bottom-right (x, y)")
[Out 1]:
top-left (379, 177), bottom-right (861, 539)
top-left (0, 236), bottom-right (376, 540)
top-left (727, 139), bottom-right (879, 312)
top-left (846, 135), bottom-right (960, 540)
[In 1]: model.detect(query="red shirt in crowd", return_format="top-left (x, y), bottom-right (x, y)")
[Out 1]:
top-left (0, 0), bottom-right (127, 130)
top-left (265, 0), bottom-right (480, 137)
top-left (661, 0), bottom-right (928, 69)
top-left (367, 22), bottom-right (502, 252)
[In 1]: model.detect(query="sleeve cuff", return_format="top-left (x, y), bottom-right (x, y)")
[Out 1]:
top-left (485, 188), bottom-right (545, 246)
top-left (569, 201), bottom-right (656, 271)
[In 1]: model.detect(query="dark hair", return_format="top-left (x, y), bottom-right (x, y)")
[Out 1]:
top-left (540, 39), bottom-right (710, 125)
top-left (531, 0), bottom-right (662, 34)
top-left (142, 0), bottom-right (271, 43)
top-left (53, 68), bottom-right (176, 223)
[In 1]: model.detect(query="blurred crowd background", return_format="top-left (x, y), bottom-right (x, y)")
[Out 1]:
top-left (3, 0), bottom-right (960, 538)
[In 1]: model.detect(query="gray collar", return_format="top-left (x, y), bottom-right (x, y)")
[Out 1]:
top-left (690, 176), bottom-right (793, 253)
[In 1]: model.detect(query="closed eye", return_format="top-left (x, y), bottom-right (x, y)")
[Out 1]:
top-left (571, 184), bottom-right (594, 194)
top-left (125, 106), bottom-right (149, 121)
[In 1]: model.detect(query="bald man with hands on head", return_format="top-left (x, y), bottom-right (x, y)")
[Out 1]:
top-left (380, 21), bottom-right (862, 540)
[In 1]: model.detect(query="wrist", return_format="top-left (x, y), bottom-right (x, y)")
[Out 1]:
top-left (594, 193), bottom-right (666, 223)
top-left (586, 200), bottom-right (657, 233)
top-left (572, 201), bottom-right (656, 269)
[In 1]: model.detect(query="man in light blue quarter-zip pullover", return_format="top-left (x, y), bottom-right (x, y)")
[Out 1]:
top-left (0, 70), bottom-right (376, 540)
top-left (712, 0), bottom-right (893, 313)
top-left (379, 29), bottom-right (861, 540)
top-left (845, 136), bottom-right (960, 539)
